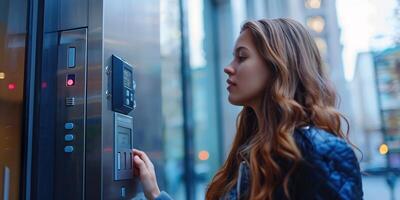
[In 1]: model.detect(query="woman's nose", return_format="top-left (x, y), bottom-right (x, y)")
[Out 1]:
top-left (224, 65), bottom-right (235, 75)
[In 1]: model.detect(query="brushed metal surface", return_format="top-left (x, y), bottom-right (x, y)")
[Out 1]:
top-left (84, 0), bottom-right (103, 199)
top-left (36, 1), bottom-right (163, 199)
top-left (102, 0), bottom-right (162, 199)
top-left (32, 32), bottom-right (58, 200)
top-left (44, 0), bottom-right (88, 32)
top-left (54, 28), bottom-right (87, 200)
top-left (113, 113), bottom-right (134, 181)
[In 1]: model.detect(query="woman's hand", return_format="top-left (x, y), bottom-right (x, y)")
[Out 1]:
top-left (132, 149), bottom-right (161, 200)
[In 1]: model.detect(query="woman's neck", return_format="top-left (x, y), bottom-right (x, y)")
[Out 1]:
top-left (248, 100), bottom-right (264, 131)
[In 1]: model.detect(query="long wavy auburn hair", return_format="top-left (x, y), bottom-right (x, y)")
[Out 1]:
top-left (205, 18), bottom-right (349, 200)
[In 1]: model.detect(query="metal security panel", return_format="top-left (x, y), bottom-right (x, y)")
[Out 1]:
top-left (114, 113), bottom-right (134, 181)
top-left (54, 28), bottom-right (87, 200)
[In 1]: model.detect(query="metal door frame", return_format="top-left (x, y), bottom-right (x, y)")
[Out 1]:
top-left (22, 0), bottom-right (44, 199)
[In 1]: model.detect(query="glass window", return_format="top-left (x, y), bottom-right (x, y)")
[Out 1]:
top-left (161, 0), bottom-right (222, 199)
top-left (160, 0), bottom-right (186, 199)
top-left (374, 50), bottom-right (400, 168)
top-left (187, 0), bottom-right (221, 199)
top-left (0, 0), bottom-right (28, 199)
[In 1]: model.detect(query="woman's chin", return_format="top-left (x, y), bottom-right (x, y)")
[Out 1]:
top-left (228, 95), bottom-right (244, 106)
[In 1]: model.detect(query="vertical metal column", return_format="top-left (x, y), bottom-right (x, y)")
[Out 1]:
top-left (179, 0), bottom-right (196, 198)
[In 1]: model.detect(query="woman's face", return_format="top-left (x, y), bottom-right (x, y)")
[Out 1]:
top-left (224, 29), bottom-right (270, 107)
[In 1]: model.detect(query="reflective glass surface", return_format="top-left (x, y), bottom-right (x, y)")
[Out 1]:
top-left (187, 0), bottom-right (221, 198)
top-left (0, 0), bottom-right (28, 199)
top-left (161, 0), bottom-right (186, 198)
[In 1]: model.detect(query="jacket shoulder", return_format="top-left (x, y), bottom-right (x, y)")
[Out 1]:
top-left (295, 126), bottom-right (353, 157)
top-left (155, 191), bottom-right (174, 200)
top-left (293, 126), bottom-right (363, 199)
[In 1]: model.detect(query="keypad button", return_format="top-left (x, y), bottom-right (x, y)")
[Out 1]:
top-left (117, 152), bottom-right (121, 170)
top-left (64, 122), bottom-right (74, 130)
top-left (65, 134), bottom-right (74, 141)
top-left (64, 146), bottom-right (74, 153)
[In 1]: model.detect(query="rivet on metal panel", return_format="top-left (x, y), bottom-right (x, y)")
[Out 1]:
top-left (106, 90), bottom-right (111, 99)
top-left (105, 65), bottom-right (111, 75)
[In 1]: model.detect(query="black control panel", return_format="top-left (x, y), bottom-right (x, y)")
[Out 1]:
top-left (112, 55), bottom-right (135, 114)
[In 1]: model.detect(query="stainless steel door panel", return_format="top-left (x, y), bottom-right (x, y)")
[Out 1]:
top-left (44, 0), bottom-right (88, 32)
top-left (54, 28), bottom-right (87, 200)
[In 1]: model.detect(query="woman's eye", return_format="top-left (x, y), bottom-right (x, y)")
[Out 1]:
top-left (238, 56), bottom-right (246, 62)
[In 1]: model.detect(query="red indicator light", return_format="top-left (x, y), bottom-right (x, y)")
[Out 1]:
top-left (67, 79), bottom-right (74, 86)
top-left (66, 74), bottom-right (75, 86)
top-left (8, 83), bottom-right (16, 90)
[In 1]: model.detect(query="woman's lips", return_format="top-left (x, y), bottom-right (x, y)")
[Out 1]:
top-left (227, 79), bottom-right (236, 90)
top-left (227, 79), bottom-right (236, 86)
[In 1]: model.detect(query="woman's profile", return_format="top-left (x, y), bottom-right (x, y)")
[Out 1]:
top-left (132, 18), bottom-right (363, 200)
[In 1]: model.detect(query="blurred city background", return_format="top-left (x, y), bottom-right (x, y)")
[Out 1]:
top-left (0, 0), bottom-right (400, 199)
top-left (161, 0), bottom-right (400, 199)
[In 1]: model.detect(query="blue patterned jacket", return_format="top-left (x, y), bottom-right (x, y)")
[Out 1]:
top-left (156, 126), bottom-right (363, 200)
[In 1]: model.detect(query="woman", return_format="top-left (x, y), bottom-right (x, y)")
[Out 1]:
top-left (132, 18), bottom-right (363, 200)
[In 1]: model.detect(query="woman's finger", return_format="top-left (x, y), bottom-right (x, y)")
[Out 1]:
top-left (131, 150), bottom-right (161, 199)
top-left (133, 155), bottom-right (148, 176)
top-left (132, 149), bottom-right (154, 169)
top-left (133, 167), bottom-right (139, 177)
